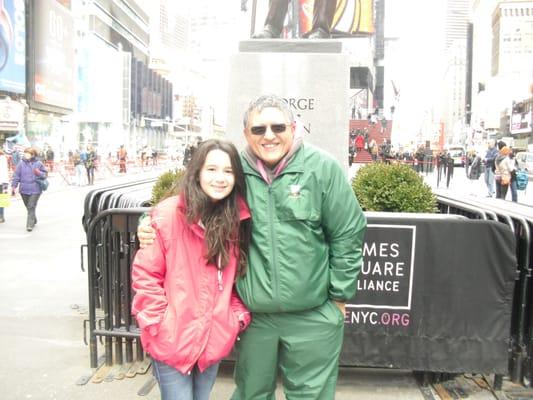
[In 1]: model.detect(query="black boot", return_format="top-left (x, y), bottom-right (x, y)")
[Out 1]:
top-left (305, 0), bottom-right (335, 38)
top-left (252, 0), bottom-right (288, 39)
top-left (307, 27), bottom-right (331, 39)
top-left (252, 24), bottom-right (281, 39)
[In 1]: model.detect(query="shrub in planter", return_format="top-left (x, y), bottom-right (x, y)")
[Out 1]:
top-left (151, 169), bottom-right (185, 205)
top-left (352, 163), bottom-right (437, 212)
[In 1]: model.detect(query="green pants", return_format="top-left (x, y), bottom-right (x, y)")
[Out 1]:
top-left (231, 300), bottom-right (345, 400)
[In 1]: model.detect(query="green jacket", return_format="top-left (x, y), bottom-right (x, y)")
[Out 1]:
top-left (237, 144), bottom-right (367, 313)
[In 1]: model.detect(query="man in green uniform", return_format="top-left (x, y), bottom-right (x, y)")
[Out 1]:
top-left (138, 94), bottom-right (366, 399)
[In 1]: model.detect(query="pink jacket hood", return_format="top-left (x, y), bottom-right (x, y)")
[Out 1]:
top-left (131, 194), bottom-right (251, 373)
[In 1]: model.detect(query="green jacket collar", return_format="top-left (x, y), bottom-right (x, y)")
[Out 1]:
top-left (242, 144), bottom-right (306, 179)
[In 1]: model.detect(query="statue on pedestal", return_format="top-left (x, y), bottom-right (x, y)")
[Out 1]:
top-left (253, 0), bottom-right (336, 39)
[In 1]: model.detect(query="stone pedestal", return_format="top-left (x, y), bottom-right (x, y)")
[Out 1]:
top-left (226, 39), bottom-right (349, 171)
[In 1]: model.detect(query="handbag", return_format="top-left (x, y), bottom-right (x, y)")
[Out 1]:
top-left (36, 177), bottom-right (49, 191)
top-left (0, 193), bottom-right (10, 207)
top-left (501, 175), bottom-right (510, 186)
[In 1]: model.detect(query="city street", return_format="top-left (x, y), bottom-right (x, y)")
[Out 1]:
top-left (0, 166), bottom-right (519, 400)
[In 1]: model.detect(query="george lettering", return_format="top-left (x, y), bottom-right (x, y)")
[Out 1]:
top-left (283, 97), bottom-right (315, 111)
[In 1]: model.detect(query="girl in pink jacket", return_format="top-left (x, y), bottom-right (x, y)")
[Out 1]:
top-left (131, 139), bottom-right (252, 400)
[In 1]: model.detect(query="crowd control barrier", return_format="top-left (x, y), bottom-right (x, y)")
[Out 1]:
top-left (436, 193), bottom-right (533, 387)
top-left (341, 212), bottom-right (516, 380)
top-left (81, 185), bottom-right (520, 391)
top-left (80, 180), bottom-right (155, 388)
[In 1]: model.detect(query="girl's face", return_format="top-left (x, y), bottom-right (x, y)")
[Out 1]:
top-left (23, 152), bottom-right (32, 160)
top-left (199, 149), bottom-right (235, 201)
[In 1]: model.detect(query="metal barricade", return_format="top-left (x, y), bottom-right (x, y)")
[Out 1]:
top-left (437, 194), bottom-right (533, 386)
top-left (85, 208), bottom-right (150, 381)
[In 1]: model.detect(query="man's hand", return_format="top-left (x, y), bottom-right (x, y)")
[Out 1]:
top-left (137, 217), bottom-right (155, 248)
top-left (333, 301), bottom-right (346, 315)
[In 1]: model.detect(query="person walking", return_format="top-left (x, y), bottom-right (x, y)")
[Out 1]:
top-left (131, 139), bottom-right (252, 400)
top-left (118, 145), bottom-right (127, 173)
top-left (11, 147), bottom-right (47, 231)
top-left (137, 94), bottom-right (367, 399)
top-left (0, 148), bottom-right (9, 223)
top-left (85, 145), bottom-right (96, 185)
top-left (45, 146), bottom-right (55, 172)
top-left (445, 152), bottom-right (454, 188)
top-left (368, 138), bottom-right (378, 162)
top-left (494, 146), bottom-right (514, 200)
top-left (484, 140), bottom-right (498, 197)
top-left (509, 150), bottom-right (519, 202)
top-left (73, 150), bottom-right (85, 186)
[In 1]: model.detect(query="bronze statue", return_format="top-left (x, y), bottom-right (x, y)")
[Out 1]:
top-left (253, 0), bottom-right (336, 39)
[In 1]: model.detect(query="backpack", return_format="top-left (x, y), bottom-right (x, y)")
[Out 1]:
top-left (516, 169), bottom-right (528, 191)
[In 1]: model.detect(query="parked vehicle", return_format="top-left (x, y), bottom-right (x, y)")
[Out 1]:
top-left (446, 146), bottom-right (466, 167)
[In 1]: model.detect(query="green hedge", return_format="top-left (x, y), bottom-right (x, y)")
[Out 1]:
top-left (151, 169), bottom-right (185, 205)
top-left (352, 163), bottom-right (437, 212)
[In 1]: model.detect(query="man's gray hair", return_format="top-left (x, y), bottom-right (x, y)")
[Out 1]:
top-left (242, 94), bottom-right (294, 128)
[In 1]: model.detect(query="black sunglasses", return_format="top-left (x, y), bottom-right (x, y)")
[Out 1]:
top-left (250, 123), bottom-right (288, 136)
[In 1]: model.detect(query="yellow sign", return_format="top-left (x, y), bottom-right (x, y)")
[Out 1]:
top-left (0, 193), bottom-right (11, 208)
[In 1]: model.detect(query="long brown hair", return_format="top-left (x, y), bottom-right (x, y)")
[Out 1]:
top-left (178, 139), bottom-right (250, 276)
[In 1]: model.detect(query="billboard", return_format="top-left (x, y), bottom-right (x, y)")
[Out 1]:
top-left (0, 0), bottom-right (25, 93)
top-left (299, 0), bottom-right (374, 36)
top-left (342, 215), bottom-right (516, 374)
top-left (510, 100), bottom-right (532, 135)
top-left (32, 0), bottom-right (75, 110)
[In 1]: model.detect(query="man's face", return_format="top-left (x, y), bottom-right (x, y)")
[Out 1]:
top-left (244, 107), bottom-right (294, 167)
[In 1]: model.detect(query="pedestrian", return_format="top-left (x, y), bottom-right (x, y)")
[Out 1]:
top-left (118, 145), bottom-right (127, 173)
top-left (137, 94), bottom-right (367, 399)
top-left (509, 149), bottom-right (519, 202)
top-left (446, 152), bottom-right (454, 188)
top-left (483, 140), bottom-right (498, 197)
top-left (0, 148), bottom-right (9, 223)
top-left (355, 131), bottom-right (365, 153)
top-left (73, 150), bottom-right (85, 186)
top-left (467, 151), bottom-right (482, 181)
top-left (131, 139), bottom-right (252, 400)
top-left (45, 146), bottom-right (55, 172)
top-left (11, 147), bottom-right (48, 231)
top-left (85, 145), bottom-right (96, 185)
top-left (369, 138), bottom-right (378, 161)
top-left (494, 146), bottom-right (514, 200)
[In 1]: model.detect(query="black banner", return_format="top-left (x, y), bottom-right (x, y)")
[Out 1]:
top-left (341, 214), bottom-right (516, 374)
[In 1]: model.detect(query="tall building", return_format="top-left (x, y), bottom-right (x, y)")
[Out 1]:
top-left (442, 0), bottom-right (470, 143)
top-left (470, 0), bottom-right (533, 147)
top-left (446, 0), bottom-right (470, 49)
top-left (72, 0), bottom-right (150, 155)
top-left (143, 0), bottom-right (189, 76)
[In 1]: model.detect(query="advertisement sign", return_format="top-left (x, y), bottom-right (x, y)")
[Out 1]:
top-left (510, 101), bottom-right (532, 135)
top-left (77, 42), bottom-right (122, 123)
top-left (0, 97), bottom-right (24, 131)
top-left (32, 0), bottom-right (75, 110)
top-left (0, 0), bottom-right (25, 93)
top-left (298, 0), bottom-right (374, 36)
top-left (332, 0), bottom-right (374, 35)
top-left (341, 216), bottom-right (516, 374)
top-left (351, 225), bottom-right (415, 310)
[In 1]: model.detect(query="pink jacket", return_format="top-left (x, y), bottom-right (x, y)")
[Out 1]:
top-left (131, 195), bottom-right (252, 374)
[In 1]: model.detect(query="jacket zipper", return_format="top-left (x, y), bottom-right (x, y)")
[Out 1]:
top-left (267, 186), bottom-right (281, 310)
top-left (217, 254), bottom-right (223, 291)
